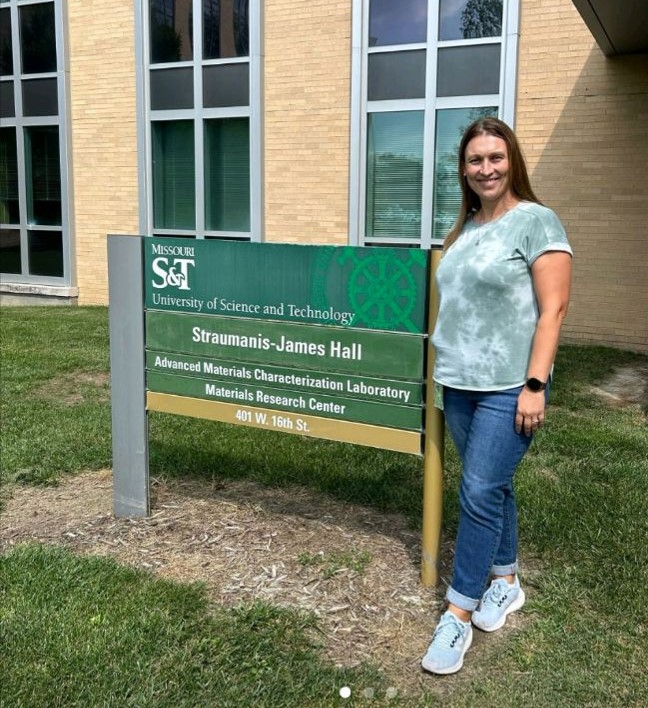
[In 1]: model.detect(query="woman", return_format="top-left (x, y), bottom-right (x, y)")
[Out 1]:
top-left (421, 118), bottom-right (572, 675)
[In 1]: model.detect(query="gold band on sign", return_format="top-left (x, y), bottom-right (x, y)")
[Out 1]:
top-left (147, 392), bottom-right (423, 456)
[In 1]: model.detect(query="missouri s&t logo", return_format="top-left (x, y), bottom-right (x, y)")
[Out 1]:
top-left (151, 257), bottom-right (195, 291)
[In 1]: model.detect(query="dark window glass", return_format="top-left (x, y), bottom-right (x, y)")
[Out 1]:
top-left (439, 0), bottom-right (503, 41)
top-left (152, 121), bottom-right (195, 229)
top-left (22, 77), bottom-right (58, 116)
top-left (203, 0), bottom-right (249, 59)
top-left (25, 126), bottom-right (61, 226)
top-left (0, 228), bottom-right (21, 274)
top-left (368, 50), bottom-right (426, 101)
top-left (205, 118), bottom-right (249, 232)
top-left (0, 81), bottom-right (14, 117)
top-left (203, 63), bottom-right (248, 108)
top-left (28, 229), bottom-right (63, 276)
top-left (0, 8), bottom-right (13, 75)
top-left (150, 0), bottom-right (193, 63)
top-left (366, 111), bottom-right (424, 239)
top-left (150, 67), bottom-right (193, 110)
top-left (369, 0), bottom-right (427, 47)
top-left (20, 2), bottom-right (57, 74)
top-left (437, 45), bottom-right (500, 97)
top-left (0, 127), bottom-right (19, 223)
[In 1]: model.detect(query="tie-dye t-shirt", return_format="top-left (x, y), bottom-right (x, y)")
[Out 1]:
top-left (431, 201), bottom-right (572, 391)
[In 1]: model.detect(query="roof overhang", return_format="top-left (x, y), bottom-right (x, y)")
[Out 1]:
top-left (572, 0), bottom-right (648, 55)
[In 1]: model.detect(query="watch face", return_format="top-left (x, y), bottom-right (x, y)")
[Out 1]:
top-left (526, 378), bottom-right (545, 392)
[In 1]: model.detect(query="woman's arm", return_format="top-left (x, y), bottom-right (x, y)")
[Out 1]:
top-left (515, 251), bottom-right (572, 436)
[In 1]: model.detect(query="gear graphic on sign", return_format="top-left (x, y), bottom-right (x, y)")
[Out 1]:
top-left (312, 247), bottom-right (425, 332)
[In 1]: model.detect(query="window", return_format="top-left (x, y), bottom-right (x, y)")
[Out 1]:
top-left (366, 111), bottom-right (424, 239)
top-left (351, 0), bottom-right (518, 247)
top-left (142, 0), bottom-right (261, 240)
top-left (204, 117), bottom-right (249, 231)
top-left (0, 0), bottom-right (69, 283)
top-left (152, 120), bottom-right (195, 229)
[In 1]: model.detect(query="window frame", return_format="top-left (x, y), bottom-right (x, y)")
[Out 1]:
top-left (136, 0), bottom-right (263, 242)
top-left (0, 0), bottom-right (73, 285)
top-left (349, 0), bottom-right (520, 248)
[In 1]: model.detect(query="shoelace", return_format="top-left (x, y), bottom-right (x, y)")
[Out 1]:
top-left (433, 615), bottom-right (466, 650)
top-left (483, 579), bottom-right (509, 607)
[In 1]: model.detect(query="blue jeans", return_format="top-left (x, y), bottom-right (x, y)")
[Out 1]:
top-left (443, 384), bottom-right (547, 612)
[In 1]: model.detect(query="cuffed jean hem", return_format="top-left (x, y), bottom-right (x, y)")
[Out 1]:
top-left (491, 560), bottom-right (518, 576)
top-left (446, 586), bottom-right (480, 612)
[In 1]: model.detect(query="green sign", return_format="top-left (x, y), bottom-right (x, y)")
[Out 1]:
top-left (146, 351), bottom-right (423, 406)
top-left (146, 310), bottom-right (425, 379)
top-left (143, 238), bottom-right (429, 334)
top-left (147, 371), bottom-right (422, 430)
top-left (143, 239), bottom-right (430, 445)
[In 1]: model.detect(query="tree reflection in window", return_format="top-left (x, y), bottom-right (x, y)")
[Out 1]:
top-left (203, 0), bottom-right (249, 60)
top-left (439, 0), bottom-right (502, 42)
top-left (150, 0), bottom-right (193, 63)
top-left (20, 2), bottom-right (57, 74)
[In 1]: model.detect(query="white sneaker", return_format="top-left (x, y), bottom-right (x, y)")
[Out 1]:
top-left (421, 610), bottom-right (473, 675)
top-left (472, 576), bottom-right (525, 632)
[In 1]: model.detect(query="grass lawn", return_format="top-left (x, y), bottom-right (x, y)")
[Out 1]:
top-left (1, 307), bottom-right (647, 707)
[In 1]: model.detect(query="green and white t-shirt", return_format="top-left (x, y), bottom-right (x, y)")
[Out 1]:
top-left (431, 201), bottom-right (572, 391)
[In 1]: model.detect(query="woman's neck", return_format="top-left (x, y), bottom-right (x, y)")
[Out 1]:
top-left (475, 194), bottom-right (519, 224)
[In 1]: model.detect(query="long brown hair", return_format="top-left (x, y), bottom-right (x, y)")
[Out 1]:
top-left (444, 118), bottom-right (541, 249)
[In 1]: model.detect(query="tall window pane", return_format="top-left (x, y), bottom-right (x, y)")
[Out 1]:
top-left (366, 111), bottom-right (424, 239)
top-left (20, 2), bottom-right (57, 74)
top-left (150, 0), bottom-right (193, 63)
top-left (439, 0), bottom-right (503, 41)
top-left (432, 106), bottom-right (497, 239)
top-left (369, 0), bottom-right (427, 47)
top-left (25, 125), bottom-right (61, 226)
top-left (204, 118), bottom-right (250, 232)
top-left (0, 7), bottom-right (13, 75)
top-left (0, 127), bottom-right (19, 223)
top-left (203, 0), bottom-right (249, 59)
top-left (152, 121), bottom-right (195, 230)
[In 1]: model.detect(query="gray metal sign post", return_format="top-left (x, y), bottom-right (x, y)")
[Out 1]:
top-left (108, 235), bottom-right (149, 517)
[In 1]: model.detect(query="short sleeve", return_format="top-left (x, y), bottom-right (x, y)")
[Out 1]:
top-left (524, 206), bottom-right (573, 266)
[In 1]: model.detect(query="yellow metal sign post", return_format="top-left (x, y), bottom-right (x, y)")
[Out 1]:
top-left (421, 249), bottom-right (444, 587)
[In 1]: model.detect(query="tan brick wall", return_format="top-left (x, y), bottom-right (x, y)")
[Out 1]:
top-left (68, 0), bottom-right (139, 304)
top-left (517, 0), bottom-right (648, 351)
top-left (264, 1), bottom-right (351, 244)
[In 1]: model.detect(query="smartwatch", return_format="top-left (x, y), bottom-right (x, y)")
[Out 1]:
top-left (525, 377), bottom-right (547, 392)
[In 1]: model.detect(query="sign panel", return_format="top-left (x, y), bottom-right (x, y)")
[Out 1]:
top-left (146, 310), bottom-right (425, 379)
top-left (147, 392), bottom-right (423, 456)
top-left (147, 371), bottom-right (422, 430)
top-left (143, 238), bottom-right (430, 453)
top-left (143, 238), bottom-right (429, 334)
top-left (146, 351), bottom-right (423, 405)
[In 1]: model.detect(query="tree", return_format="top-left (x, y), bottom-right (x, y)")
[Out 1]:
top-left (460, 0), bottom-right (503, 39)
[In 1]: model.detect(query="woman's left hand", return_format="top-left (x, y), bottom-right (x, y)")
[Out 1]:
top-left (515, 388), bottom-right (546, 436)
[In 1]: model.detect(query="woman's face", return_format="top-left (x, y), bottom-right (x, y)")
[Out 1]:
top-left (464, 134), bottom-right (512, 207)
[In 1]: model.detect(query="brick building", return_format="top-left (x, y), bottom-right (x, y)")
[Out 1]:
top-left (1, 0), bottom-right (647, 351)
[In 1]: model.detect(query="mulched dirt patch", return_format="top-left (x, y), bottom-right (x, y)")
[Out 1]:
top-left (1, 470), bottom-right (538, 696)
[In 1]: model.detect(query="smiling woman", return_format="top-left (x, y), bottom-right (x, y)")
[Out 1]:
top-left (422, 117), bottom-right (573, 676)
